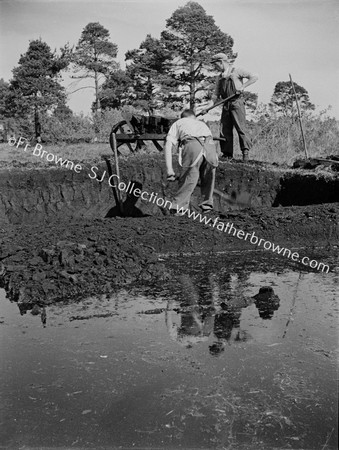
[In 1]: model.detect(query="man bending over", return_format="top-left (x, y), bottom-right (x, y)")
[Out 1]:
top-left (165, 109), bottom-right (217, 213)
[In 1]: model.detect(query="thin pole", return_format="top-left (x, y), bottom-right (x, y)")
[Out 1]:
top-left (103, 156), bottom-right (121, 212)
top-left (112, 132), bottom-right (124, 215)
top-left (289, 73), bottom-right (308, 158)
top-left (282, 272), bottom-right (302, 339)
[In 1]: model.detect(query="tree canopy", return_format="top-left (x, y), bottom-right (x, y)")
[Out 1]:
top-left (0, 79), bottom-right (10, 119)
top-left (270, 81), bottom-right (315, 117)
top-left (98, 69), bottom-right (133, 110)
top-left (6, 39), bottom-right (69, 119)
top-left (160, 1), bottom-right (235, 107)
top-left (124, 34), bottom-right (172, 111)
top-left (72, 22), bottom-right (118, 112)
top-left (113, 1), bottom-right (236, 111)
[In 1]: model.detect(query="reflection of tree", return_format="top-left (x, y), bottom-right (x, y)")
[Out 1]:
top-left (166, 273), bottom-right (217, 348)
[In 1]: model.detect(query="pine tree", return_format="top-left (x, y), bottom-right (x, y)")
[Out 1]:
top-left (270, 81), bottom-right (315, 117)
top-left (161, 1), bottom-right (235, 108)
top-left (7, 39), bottom-right (70, 138)
top-left (125, 34), bottom-right (172, 111)
top-left (0, 79), bottom-right (10, 119)
top-left (125, 2), bottom-right (235, 110)
top-left (72, 22), bottom-right (118, 112)
top-left (98, 69), bottom-right (133, 110)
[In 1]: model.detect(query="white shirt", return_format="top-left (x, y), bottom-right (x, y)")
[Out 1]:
top-left (166, 117), bottom-right (212, 146)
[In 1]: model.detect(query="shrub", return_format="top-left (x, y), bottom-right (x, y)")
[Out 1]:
top-left (2, 116), bottom-right (34, 141)
top-left (248, 111), bottom-right (339, 164)
top-left (40, 113), bottom-right (94, 144)
top-left (92, 108), bottom-right (124, 142)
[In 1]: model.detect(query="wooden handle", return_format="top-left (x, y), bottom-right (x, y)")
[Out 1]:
top-left (196, 93), bottom-right (238, 117)
top-left (112, 133), bottom-right (124, 215)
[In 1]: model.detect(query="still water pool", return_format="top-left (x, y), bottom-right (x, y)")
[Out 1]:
top-left (0, 254), bottom-right (338, 449)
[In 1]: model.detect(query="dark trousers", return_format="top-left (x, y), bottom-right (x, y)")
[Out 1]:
top-left (220, 98), bottom-right (251, 157)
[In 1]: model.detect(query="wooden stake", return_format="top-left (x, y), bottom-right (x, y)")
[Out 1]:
top-left (289, 74), bottom-right (309, 158)
top-left (112, 132), bottom-right (124, 215)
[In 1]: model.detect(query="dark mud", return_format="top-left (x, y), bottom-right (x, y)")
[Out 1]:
top-left (1, 153), bottom-right (338, 309)
top-left (0, 254), bottom-right (337, 449)
top-left (0, 154), bottom-right (338, 449)
top-left (0, 202), bottom-right (338, 308)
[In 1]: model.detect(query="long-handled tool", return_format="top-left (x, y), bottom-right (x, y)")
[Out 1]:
top-left (196, 93), bottom-right (239, 117)
top-left (111, 132), bottom-right (124, 215)
top-left (282, 272), bottom-right (302, 339)
top-left (103, 156), bottom-right (122, 214)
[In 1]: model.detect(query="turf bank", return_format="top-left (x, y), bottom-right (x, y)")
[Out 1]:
top-left (89, 166), bottom-right (173, 209)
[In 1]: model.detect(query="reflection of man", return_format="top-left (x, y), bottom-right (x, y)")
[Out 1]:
top-left (209, 286), bottom-right (280, 356)
top-left (253, 286), bottom-right (280, 320)
top-left (209, 299), bottom-right (251, 356)
top-left (164, 109), bottom-right (217, 213)
top-left (203, 53), bottom-right (258, 161)
top-left (165, 274), bottom-right (281, 354)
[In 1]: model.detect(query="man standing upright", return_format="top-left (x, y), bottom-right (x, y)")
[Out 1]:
top-left (204, 53), bottom-right (258, 161)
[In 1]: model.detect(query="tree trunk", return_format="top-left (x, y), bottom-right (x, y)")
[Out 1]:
top-left (34, 107), bottom-right (41, 142)
top-left (94, 70), bottom-right (100, 113)
top-left (189, 61), bottom-right (195, 109)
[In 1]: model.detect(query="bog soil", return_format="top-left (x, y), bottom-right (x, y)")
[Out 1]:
top-left (0, 154), bottom-right (338, 449)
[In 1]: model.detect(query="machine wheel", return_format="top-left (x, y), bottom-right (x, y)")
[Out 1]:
top-left (110, 120), bottom-right (140, 155)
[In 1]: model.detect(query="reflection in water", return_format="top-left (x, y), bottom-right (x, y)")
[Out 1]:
top-left (0, 254), bottom-right (337, 450)
top-left (41, 306), bottom-right (47, 328)
top-left (165, 272), bottom-right (281, 355)
top-left (20, 303), bottom-right (48, 328)
top-left (210, 286), bottom-right (280, 356)
top-left (166, 273), bottom-right (217, 347)
top-left (253, 286), bottom-right (280, 320)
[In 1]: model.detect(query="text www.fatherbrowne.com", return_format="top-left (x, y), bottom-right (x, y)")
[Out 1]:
top-left (176, 205), bottom-right (330, 274)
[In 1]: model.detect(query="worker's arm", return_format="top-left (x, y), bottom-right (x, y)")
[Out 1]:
top-left (164, 139), bottom-right (175, 178)
top-left (165, 122), bottom-right (179, 179)
top-left (236, 68), bottom-right (258, 91)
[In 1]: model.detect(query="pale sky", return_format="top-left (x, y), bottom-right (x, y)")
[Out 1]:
top-left (1, 0), bottom-right (338, 118)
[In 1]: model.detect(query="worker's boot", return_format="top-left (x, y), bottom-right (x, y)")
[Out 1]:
top-left (221, 153), bottom-right (233, 160)
top-left (242, 150), bottom-right (249, 162)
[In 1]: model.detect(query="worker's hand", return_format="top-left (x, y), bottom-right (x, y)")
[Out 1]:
top-left (167, 173), bottom-right (177, 182)
top-left (195, 100), bottom-right (213, 116)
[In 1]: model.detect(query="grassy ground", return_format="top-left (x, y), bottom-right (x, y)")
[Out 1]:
top-left (1, 115), bottom-right (338, 167)
top-left (0, 142), bottom-right (111, 167)
top-left (207, 120), bottom-right (339, 165)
